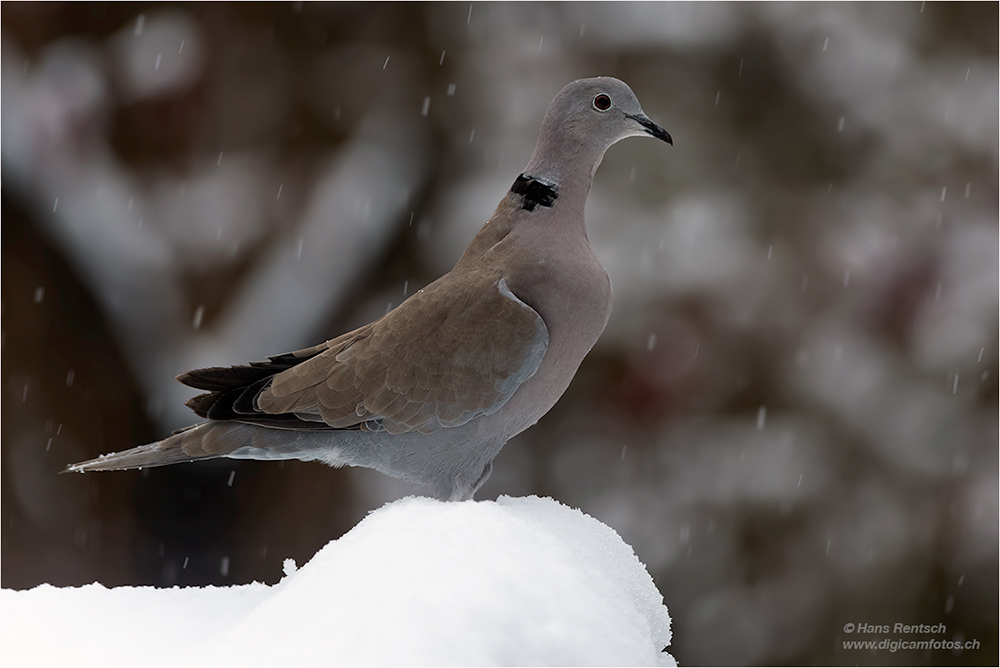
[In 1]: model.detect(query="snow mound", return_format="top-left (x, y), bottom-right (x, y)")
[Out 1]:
top-left (1, 495), bottom-right (674, 666)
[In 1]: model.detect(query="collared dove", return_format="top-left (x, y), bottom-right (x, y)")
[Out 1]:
top-left (66, 77), bottom-right (672, 501)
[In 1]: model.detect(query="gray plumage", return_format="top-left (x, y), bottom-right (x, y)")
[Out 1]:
top-left (65, 77), bottom-right (672, 501)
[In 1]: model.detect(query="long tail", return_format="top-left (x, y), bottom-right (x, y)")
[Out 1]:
top-left (64, 421), bottom-right (340, 473)
top-left (64, 422), bottom-right (243, 473)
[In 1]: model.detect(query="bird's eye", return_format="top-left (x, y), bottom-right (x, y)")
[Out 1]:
top-left (593, 94), bottom-right (612, 111)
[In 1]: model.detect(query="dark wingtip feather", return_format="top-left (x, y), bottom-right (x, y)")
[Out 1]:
top-left (178, 366), bottom-right (264, 392)
top-left (175, 347), bottom-right (330, 426)
top-left (184, 392), bottom-right (217, 418)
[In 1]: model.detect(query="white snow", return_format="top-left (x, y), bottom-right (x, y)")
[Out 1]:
top-left (1, 495), bottom-right (674, 667)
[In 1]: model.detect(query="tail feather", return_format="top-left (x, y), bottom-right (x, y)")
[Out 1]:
top-left (64, 442), bottom-right (204, 472)
top-left (65, 423), bottom-right (237, 473)
top-left (64, 421), bottom-right (342, 473)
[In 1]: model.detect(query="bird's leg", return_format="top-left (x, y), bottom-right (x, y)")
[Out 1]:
top-left (470, 460), bottom-right (494, 498)
top-left (445, 459), bottom-right (494, 502)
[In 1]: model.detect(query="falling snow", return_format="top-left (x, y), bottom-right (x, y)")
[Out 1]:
top-left (2, 5), bottom-right (993, 666)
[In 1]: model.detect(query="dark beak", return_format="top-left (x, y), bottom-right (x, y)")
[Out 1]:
top-left (628, 114), bottom-right (673, 145)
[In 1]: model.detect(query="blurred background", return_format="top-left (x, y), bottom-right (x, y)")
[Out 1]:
top-left (2, 2), bottom-right (996, 665)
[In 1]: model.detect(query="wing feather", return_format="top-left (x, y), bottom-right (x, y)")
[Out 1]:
top-left (178, 269), bottom-right (547, 435)
top-left (255, 270), bottom-right (548, 433)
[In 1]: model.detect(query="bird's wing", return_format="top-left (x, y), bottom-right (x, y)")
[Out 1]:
top-left (180, 270), bottom-right (548, 435)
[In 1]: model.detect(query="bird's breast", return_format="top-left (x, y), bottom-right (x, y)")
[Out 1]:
top-left (496, 236), bottom-right (612, 436)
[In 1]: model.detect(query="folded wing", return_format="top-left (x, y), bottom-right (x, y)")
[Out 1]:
top-left (180, 272), bottom-right (548, 435)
